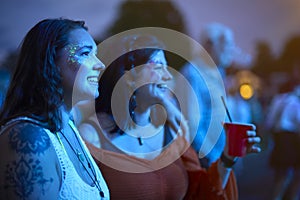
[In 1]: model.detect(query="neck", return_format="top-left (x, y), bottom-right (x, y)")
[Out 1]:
top-left (59, 105), bottom-right (71, 126)
top-left (133, 106), bottom-right (151, 126)
top-left (133, 94), bottom-right (152, 126)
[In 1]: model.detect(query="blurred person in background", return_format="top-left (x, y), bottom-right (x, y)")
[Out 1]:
top-left (178, 23), bottom-right (238, 168)
top-left (265, 80), bottom-right (300, 200)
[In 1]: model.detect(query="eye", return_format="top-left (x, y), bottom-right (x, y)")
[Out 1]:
top-left (154, 65), bottom-right (163, 70)
top-left (81, 51), bottom-right (90, 56)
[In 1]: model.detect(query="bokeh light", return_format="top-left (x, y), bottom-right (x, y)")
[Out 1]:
top-left (239, 83), bottom-right (254, 100)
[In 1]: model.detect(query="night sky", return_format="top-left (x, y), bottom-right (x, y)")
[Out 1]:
top-left (0, 0), bottom-right (300, 61)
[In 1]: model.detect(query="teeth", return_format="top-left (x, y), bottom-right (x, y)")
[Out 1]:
top-left (157, 84), bottom-right (167, 89)
top-left (87, 76), bottom-right (98, 84)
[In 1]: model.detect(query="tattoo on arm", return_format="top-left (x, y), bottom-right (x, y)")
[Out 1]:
top-left (5, 156), bottom-right (53, 198)
top-left (9, 123), bottom-right (51, 154)
top-left (4, 123), bottom-right (54, 199)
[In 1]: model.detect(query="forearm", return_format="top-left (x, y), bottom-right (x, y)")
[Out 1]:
top-left (218, 152), bottom-right (237, 188)
top-left (218, 160), bottom-right (233, 188)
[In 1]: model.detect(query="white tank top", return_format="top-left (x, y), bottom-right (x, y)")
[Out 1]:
top-left (45, 122), bottom-right (109, 200)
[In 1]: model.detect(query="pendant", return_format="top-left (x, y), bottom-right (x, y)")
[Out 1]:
top-left (137, 137), bottom-right (143, 146)
top-left (100, 191), bottom-right (104, 197)
top-left (76, 150), bottom-right (85, 162)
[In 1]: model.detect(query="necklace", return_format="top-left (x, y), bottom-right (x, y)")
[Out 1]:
top-left (137, 137), bottom-right (143, 145)
top-left (56, 120), bottom-right (104, 198)
top-left (125, 123), bottom-right (164, 149)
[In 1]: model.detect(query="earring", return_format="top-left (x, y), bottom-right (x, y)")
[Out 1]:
top-left (129, 92), bottom-right (137, 133)
top-left (129, 92), bottom-right (137, 122)
top-left (129, 92), bottom-right (143, 146)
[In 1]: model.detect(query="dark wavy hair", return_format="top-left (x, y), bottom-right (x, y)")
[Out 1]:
top-left (96, 48), bottom-right (161, 115)
top-left (0, 18), bottom-right (87, 132)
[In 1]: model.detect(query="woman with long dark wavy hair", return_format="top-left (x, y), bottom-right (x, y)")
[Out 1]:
top-left (0, 18), bottom-right (109, 199)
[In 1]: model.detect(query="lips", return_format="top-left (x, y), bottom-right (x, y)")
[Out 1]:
top-left (156, 83), bottom-right (168, 92)
top-left (87, 76), bottom-right (99, 85)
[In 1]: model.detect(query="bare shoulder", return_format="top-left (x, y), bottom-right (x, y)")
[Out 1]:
top-left (1, 122), bottom-right (52, 154)
top-left (78, 115), bottom-right (100, 148)
top-left (0, 122), bottom-right (61, 199)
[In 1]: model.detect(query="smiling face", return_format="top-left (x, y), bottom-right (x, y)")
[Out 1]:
top-left (134, 50), bottom-right (173, 105)
top-left (57, 28), bottom-right (105, 103)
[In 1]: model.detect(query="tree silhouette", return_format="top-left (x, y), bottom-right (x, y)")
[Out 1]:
top-left (251, 41), bottom-right (276, 77)
top-left (103, 0), bottom-right (187, 38)
top-left (277, 35), bottom-right (300, 74)
top-left (97, 0), bottom-right (188, 70)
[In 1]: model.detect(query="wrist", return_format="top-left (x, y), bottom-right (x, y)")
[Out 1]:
top-left (220, 152), bottom-right (237, 168)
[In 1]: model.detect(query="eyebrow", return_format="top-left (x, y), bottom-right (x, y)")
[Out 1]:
top-left (78, 45), bottom-right (93, 50)
top-left (148, 60), bottom-right (167, 64)
top-left (77, 45), bottom-right (98, 54)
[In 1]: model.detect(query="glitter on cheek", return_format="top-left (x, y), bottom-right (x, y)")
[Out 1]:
top-left (65, 45), bottom-right (80, 64)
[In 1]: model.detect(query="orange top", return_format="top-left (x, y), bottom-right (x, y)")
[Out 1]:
top-left (87, 136), bottom-right (238, 200)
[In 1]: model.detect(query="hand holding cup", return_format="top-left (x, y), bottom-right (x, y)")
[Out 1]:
top-left (223, 122), bottom-right (261, 158)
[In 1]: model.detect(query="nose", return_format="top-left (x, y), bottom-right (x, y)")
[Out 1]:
top-left (162, 68), bottom-right (173, 81)
top-left (93, 57), bottom-right (105, 71)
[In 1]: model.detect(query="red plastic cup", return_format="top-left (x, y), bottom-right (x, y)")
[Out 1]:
top-left (223, 122), bottom-right (254, 157)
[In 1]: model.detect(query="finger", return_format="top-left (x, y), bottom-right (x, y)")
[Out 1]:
top-left (177, 128), bottom-right (183, 136)
top-left (174, 117), bottom-right (189, 136)
top-left (167, 120), bottom-right (180, 133)
top-left (251, 124), bottom-right (256, 131)
top-left (246, 136), bottom-right (261, 144)
top-left (246, 130), bottom-right (257, 137)
top-left (243, 123), bottom-right (256, 131)
top-left (179, 119), bottom-right (189, 136)
top-left (169, 117), bottom-right (181, 132)
top-left (247, 146), bottom-right (261, 154)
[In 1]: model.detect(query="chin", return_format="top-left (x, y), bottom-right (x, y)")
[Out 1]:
top-left (81, 90), bottom-right (98, 101)
top-left (94, 91), bottom-right (100, 99)
top-left (86, 86), bottom-right (99, 98)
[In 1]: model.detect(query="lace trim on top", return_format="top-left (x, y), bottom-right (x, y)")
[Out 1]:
top-left (45, 127), bottom-right (109, 200)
